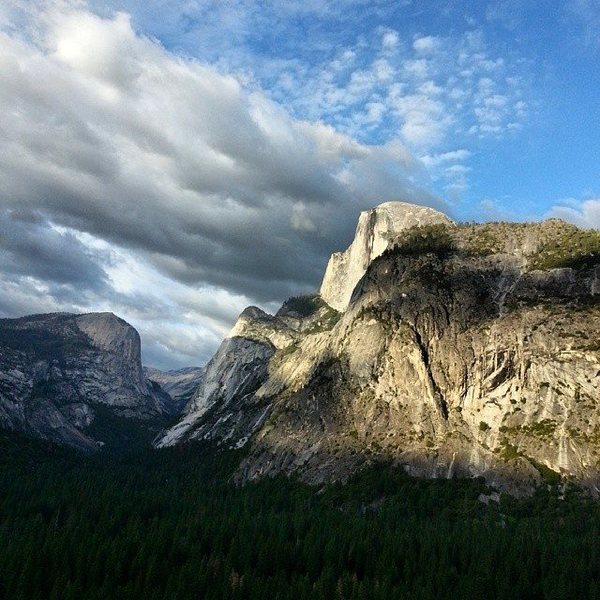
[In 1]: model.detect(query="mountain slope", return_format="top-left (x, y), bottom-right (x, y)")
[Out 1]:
top-left (144, 366), bottom-right (205, 411)
top-left (320, 201), bottom-right (453, 311)
top-left (158, 203), bottom-right (600, 493)
top-left (0, 312), bottom-right (175, 450)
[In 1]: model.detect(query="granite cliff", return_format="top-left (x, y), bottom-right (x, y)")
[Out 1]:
top-left (144, 366), bottom-right (205, 412)
top-left (0, 312), bottom-right (176, 450)
top-left (320, 202), bottom-right (453, 311)
top-left (157, 202), bottom-right (600, 494)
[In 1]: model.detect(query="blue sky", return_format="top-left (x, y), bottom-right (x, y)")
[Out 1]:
top-left (0, 0), bottom-right (599, 368)
top-left (87, 0), bottom-right (600, 220)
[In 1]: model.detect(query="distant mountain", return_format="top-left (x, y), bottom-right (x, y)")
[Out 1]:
top-left (0, 312), bottom-right (177, 450)
top-left (156, 201), bottom-right (600, 494)
top-left (144, 366), bottom-right (205, 412)
top-left (5, 202), bottom-right (600, 495)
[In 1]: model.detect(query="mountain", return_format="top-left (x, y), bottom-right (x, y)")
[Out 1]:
top-left (0, 312), bottom-right (176, 450)
top-left (143, 366), bottom-right (205, 411)
top-left (320, 201), bottom-right (454, 311)
top-left (157, 201), bottom-right (600, 494)
top-left (155, 298), bottom-right (340, 449)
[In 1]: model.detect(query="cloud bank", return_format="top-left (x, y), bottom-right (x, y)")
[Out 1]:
top-left (0, 3), bottom-right (444, 367)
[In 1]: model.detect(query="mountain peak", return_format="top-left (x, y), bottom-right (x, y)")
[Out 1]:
top-left (320, 201), bottom-right (453, 311)
top-left (373, 199), bottom-right (445, 213)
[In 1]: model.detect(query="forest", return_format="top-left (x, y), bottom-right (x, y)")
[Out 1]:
top-left (1, 430), bottom-right (600, 600)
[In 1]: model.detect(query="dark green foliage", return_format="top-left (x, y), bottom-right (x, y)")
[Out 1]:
top-left (83, 405), bottom-right (172, 453)
top-left (528, 459), bottom-right (562, 486)
top-left (458, 223), bottom-right (504, 256)
top-left (1, 432), bottom-right (600, 599)
top-left (387, 223), bottom-right (456, 257)
top-left (521, 419), bottom-right (558, 438)
top-left (278, 294), bottom-right (325, 318)
top-left (498, 441), bottom-right (523, 461)
top-left (531, 226), bottom-right (600, 271)
top-left (0, 315), bottom-right (93, 361)
top-left (303, 306), bottom-right (341, 334)
top-left (277, 294), bottom-right (341, 333)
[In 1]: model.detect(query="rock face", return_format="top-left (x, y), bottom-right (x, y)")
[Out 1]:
top-left (0, 312), bottom-right (175, 450)
top-left (157, 307), bottom-right (293, 448)
top-left (144, 366), bottom-right (205, 412)
top-left (158, 203), bottom-right (600, 494)
top-left (156, 300), bottom-right (341, 448)
top-left (320, 201), bottom-right (453, 311)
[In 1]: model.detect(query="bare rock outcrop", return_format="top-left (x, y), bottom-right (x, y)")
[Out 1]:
top-left (144, 366), bottom-right (205, 411)
top-left (159, 204), bottom-right (600, 494)
top-left (0, 312), bottom-right (175, 450)
top-left (319, 201), bottom-right (453, 311)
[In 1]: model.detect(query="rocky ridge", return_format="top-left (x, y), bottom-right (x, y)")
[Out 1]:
top-left (0, 312), bottom-right (176, 450)
top-left (155, 300), bottom-right (340, 448)
top-left (158, 203), bottom-right (600, 494)
top-left (144, 366), bottom-right (205, 412)
top-left (320, 201), bottom-right (453, 311)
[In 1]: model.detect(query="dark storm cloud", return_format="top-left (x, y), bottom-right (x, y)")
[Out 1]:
top-left (0, 3), bottom-right (446, 368)
top-left (0, 7), bottom-right (441, 302)
top-left (0, 209), bottom-right (109, 291)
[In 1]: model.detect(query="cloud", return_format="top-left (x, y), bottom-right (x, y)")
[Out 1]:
top-left (548, 199), bottom-right (600, 229)
top-left (0, 209), bottom-right (109, 289)
top-left (420, 149), bottom-right (472, 167)
top-left (0, 2), bottom-right (444, 367)
top-left (382, 29), bottom-right (399, 50)
top-left (413, 35), bottom-right (441, 55)
top-left (269, 26), bottom-right (528, 149)
top-left (565, 0), bottom-right (600, 49)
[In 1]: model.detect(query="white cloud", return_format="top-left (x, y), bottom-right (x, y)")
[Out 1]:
top-left (420, 149), bottom-right (472, 167)
top-left (382, 29), bottom-right (399, 50)
top-left (391, 90), bottom-right (450, 148)
top-left (413, 35), bottom-right (441, 55)
top-left (403, 58), bottom-right (429, 79)
top-left (548, 199), bottom-right (600, 229)
top-left (262, 23), bottom-right (529, 168)
top-left (290, 202), bottom-right (317, 232)
top-left (0, 2), bottom-right (443, 367)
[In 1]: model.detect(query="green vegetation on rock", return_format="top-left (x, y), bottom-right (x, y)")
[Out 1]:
top-left (277, 294), bottom-right (341, 334)
top-left (303, 305), bottom-right (341, 334)
top-left (386, 223), bottom-right (456, 257)
top-left (531, 225), bottom-right (600, 271)
top-left (278, 294), bottom-right (326, 318)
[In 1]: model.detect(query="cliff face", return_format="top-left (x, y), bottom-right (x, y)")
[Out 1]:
top-left (0, 312), bottom-right (175, 450)
top-left (144, 366), bottom-right (205, 412)
top-left (158, 206), bottom-right (600, 494)
top-left (319, 202), bottom-right (453, 311)
top-left (156, 299), bottom-right (342, 449)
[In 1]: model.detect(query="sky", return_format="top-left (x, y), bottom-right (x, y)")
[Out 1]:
top-left (0, 0), bottom-right (599, 369)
